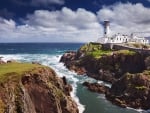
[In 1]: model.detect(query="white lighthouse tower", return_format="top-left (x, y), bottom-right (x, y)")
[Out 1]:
top-left (104, 20), bottom-right (110, 38)
top-left (97, 20), bottom-right (111, 43)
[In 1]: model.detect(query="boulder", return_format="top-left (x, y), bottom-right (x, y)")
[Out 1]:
top-left (7, 59), bottom-right (18, 63)
top-left (83, 82), bottom-right (109, 94)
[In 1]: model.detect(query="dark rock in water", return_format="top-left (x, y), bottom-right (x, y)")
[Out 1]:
top-left (62, 76), bottom-right (73, 96)
top-left (62, 76), bottom-right (67, 85)
top-left (60, 51), bottom-right (86, 75)
top-left (60, 51), bottom-right (77, 63)
top-left (32, 61), bottom-right (41, 65)
top-left (7, 59), bottom-right (18, 63)
top-left (83, 82), bottom-right (109, 94)
top-left (106, 72), bottom-right (150, 110)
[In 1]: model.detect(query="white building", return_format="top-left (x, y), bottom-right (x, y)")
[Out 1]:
top-left (97, 21), bottom-right (149, 44)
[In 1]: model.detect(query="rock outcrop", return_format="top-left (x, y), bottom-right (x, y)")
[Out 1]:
top-left (106, 71), bottom-right (150, 109)
top-left (83, 82), bottom-right (109, 94)
top-left (0, 63), bottom-right (78, 113)
top-left (60, 43), bottom-right (148, 83)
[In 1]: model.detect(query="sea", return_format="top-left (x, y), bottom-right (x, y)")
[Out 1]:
top-left (0, 43), bottom-right (146, 113)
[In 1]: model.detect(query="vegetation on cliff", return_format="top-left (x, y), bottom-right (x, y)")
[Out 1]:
top-left (114, 50), bottom-right (136, 55)
top-left (79, 42), bottom-right (111, 58)
top-left (78, 42), bottom-right (136, 59)
top-left (0, 62), bottom-right (78, 113)
top-left (0, 63), bottom-right (43, 83)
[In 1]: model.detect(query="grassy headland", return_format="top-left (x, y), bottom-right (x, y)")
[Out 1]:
top-left (79, 42), bottom-right (111, 58)
top-left (79, 42), bottom-right (136, 59)
top-left (0, 62), bottom-right (43, 83)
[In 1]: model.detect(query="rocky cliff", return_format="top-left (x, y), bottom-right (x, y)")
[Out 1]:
top-left (0, 62), bottom-right (78, 113)
top-left (106, 71), bottom-right (150, 109)
top-left (60, 42), bottom-right (150, 110)
top-left (60, 43), bottom-right (148, 83)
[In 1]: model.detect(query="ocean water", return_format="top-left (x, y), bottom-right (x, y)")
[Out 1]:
top-left (0, 43), bottom-right (145, 113)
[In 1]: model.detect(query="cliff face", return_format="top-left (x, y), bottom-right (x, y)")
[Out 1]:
top-left (106, 71), bottom-right (150, 109)
top-left (0, 63), bottom-right (78, 113)
top-left (60, 43), bottom-right (148, 83)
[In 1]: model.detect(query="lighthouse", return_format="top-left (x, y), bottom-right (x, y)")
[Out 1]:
top-left (97, 20), bottom-right (149, 44)
top-left (104, 20), bottom-right (110, 38)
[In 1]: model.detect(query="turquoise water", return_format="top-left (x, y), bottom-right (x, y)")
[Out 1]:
top-left (0, 43), bottom-right (144, 113)
top-left (77, 84), bottom-right (138, 113)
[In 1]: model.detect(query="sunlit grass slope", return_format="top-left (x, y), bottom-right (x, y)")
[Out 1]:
top-left (0, 62), bottom-right (42, 83)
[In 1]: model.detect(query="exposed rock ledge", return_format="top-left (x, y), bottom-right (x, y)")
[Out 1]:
top-left (0, 62), bottom-right (78, 113)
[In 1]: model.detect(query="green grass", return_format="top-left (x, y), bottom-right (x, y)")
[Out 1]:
top-left (80, 43), bottom-right (136, 59)
top-left (87, 50), bottom-right (112, 58)
top-left (0, 62), bottom-right (43, 83)
top-left (80, 42), bottom-right (102, 52)
top-left (115, 50), bottom-right (136, 55)
top-left (80, 42), bottom-right (112, 58)
top-left (135, 86), bottom-right (147, 90)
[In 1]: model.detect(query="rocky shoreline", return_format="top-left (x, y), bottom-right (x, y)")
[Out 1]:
top-left (60, 42), bottom-right (150, 110)
top-left (0, 60), bottom-right (78, 113)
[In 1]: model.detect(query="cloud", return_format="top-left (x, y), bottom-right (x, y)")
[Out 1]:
top-left (0, 7), bottom-right (101, 42)
top-left (97, 3), bottom-right (150, 36)
top-left (25, 7), bottom-right (100, 30)
top-left (31, 0), bottom-right (65, 6)
top-left (1, 3), bottom-right (150, 42)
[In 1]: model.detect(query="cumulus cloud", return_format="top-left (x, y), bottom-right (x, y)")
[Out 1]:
top-left (0, 7), bottom-right (101, 42)
top-left (25, 7), bottom-right (100, 30)
top-left (1, 3), bottom-right (150, 42)
top-left (97, 3), bottom-right (150, 37)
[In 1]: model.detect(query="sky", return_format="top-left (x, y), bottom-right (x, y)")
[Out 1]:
top-left (0, 0), bottom-right (150, 42)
